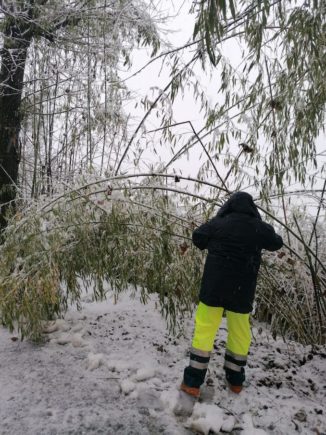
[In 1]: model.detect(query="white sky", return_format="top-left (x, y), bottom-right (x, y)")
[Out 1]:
top-left (120, 0), bottom-right (259, 183)
top-left (120, 1), bottom-right (217, 178)
top-left (118, 0), bottom-right (325, 214)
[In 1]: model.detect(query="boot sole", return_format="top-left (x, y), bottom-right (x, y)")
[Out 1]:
top-left (228, 383), bottom-right (243, 394)
top-left (180, 383), bottom-right (200, 398)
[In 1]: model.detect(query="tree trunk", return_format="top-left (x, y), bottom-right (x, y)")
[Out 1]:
top-left (0, 15), bottom-right (32, 231)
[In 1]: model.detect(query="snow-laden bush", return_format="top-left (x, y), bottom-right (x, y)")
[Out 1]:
top-left (0, 176), bottom-right (202, 340)
top-left (256, 213), bottom-right (326, 345)
top-left (0, 176), bottom-right (325, 344)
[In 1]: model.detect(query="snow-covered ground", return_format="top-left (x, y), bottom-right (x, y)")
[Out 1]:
top-left (0, 290), bottom-right (325, 435)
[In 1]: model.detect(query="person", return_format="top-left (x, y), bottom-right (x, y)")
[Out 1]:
top-left (180, 191), bottom-right (283, 397)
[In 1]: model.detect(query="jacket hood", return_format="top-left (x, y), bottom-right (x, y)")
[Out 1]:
top-left (217, 192), bottom-right (261, 219)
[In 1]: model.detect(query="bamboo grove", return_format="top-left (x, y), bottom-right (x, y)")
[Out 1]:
top-left (0, 1), bottom-right (325, 343)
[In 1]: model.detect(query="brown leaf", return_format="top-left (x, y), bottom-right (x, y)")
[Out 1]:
top-left (287, 258), bottom-right (295, 265)
top-left (180, 242), bottom-right (189, 255)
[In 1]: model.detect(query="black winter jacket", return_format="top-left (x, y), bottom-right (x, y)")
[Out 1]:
top-left (193, 192), bottom-right (283, 313)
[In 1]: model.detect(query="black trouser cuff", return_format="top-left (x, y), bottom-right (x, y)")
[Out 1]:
top-left (224, 367), bottom-right (245, 386)
top-left (183, 366), bottom-right (207, 388)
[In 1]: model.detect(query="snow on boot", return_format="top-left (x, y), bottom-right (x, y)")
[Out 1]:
top-left (173, 383), bottom-right (200, 416)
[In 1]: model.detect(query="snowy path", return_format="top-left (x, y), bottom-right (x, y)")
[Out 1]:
top-left (1, 291), bottom-right (325, 435)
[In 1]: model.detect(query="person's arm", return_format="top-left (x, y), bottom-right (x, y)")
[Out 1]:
top-left (259, 221), bottom-right (283, 251)
top-left (192, 220), bottom-right (215, 250)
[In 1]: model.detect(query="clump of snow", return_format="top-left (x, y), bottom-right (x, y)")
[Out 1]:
top-left (187, 402), bottom-right (228, 434)
top-left (160, 389), bottom-right (180, 412)
top-left (134, 367), bottom-right (156, 381)
top-left (129, 389), bottom-right (139, 399)
top-left (86, 353), bottom-right (105, 370)
top-left (241, 413), bottom-right (268, 434)
top-left (189, 417), bottom-right (211, 435)
top-left (54, 333), bottom-right (71, 345)
top-left (120, 379), bottom-right (136, 395)
top-left (43, 319), bottom-right (70, 333)
top-left (70, 323), bottom-right (84, 333)
top-left (107, 359), bottom-right (131, 372)
top-left (54, 332), bottom-right (87, 347)
top-left (221, 415), bottom-right (236, 432)
top-left (71, 333), bottom-right (87, 348)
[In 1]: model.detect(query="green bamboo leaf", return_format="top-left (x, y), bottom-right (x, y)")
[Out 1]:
top-left (229, 0), bottom-right (236, 19)
top-left (218, 0), bottom-right (227, 20)
top-left (193, 20), bottom-right (200, 39)
top-left (263, 0), bottom-right (271, 16)
top-left (209, 0), bottom-right (218, 29)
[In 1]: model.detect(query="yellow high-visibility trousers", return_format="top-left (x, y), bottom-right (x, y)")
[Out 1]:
top-left (183, 302), bottom-right (251, 388)
top-left (192, 302), bottom-right (251, 355)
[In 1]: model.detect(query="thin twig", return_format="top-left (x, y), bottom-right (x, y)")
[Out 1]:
top-left (308, 178), bottom-right (326, 247)
top-left (265, 57), bottom-right (291, 248)
top-left (114, 54), bottom-right (200, 175)
top-left (148, 121), bottom-right (229, 190)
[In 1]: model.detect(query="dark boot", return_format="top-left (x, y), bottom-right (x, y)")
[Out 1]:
top-left (224, 349), bottom-right (247, 393)
top-left (224, 367), bottom-right (245, 393)
top-left (181, 347), bottom-right (211, 397)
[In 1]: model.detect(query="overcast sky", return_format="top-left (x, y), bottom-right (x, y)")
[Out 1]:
top-left (120, 0), bottom-right (226, 181)
top-left (118, 0), bottom-right (325, 211)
